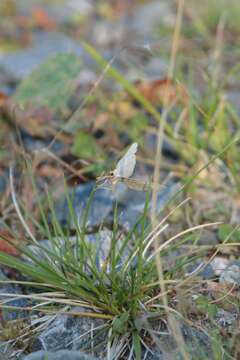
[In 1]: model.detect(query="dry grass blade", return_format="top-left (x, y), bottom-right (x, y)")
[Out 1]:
top-left (9, 166), bottom-right (38, 245)
top-left (147, 221), bottom-right (222, 263)
top-left (150, 1), bottom-right (185, 326)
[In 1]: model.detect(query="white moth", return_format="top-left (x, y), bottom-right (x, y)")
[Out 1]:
top-left (98, 143), bottom-right (155, 191)
top-left (113, 142), bottom-right (138, 178)
top-left (98, 143), bottom-right (167, 192)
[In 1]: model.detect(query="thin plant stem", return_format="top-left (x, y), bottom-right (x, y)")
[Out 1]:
top-left (150, 1), bottom-right (188, 358)
top-left (9, 166), bottom-right (38, 245)
top-left (150, 0), bottom-right (185, 311)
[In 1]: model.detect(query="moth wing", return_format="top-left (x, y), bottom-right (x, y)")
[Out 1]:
top-left (113, 143), bottom-right (138, 178)
top-left (123, 178), bottom-right (147, 191)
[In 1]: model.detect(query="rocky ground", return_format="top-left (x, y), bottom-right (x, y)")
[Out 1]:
top-left (0, 1), bottom-right (239, 359)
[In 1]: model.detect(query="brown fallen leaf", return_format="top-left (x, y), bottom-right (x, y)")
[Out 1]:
top-left (31, 7), bottom-right (56, 30)
top-left (0, 91), bottom-right (9, 106)
top-left (134, 77), bottom-right (189, 106)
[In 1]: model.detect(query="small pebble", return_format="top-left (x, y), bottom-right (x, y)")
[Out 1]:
top-left (219, 261), bottom-right (240, 285)
top-left (210, 257), bottom-right (229, 276)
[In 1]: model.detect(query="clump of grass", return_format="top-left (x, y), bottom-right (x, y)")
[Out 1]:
top-left (0, 161), bottom-right (236, 359)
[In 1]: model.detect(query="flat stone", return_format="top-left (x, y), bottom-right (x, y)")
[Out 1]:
top-left (31, 312), bottom-right (105, 355)
top-left (54, 181), bottom-right (114, 229)
top-left (55, 177), bottom-right (180, 231)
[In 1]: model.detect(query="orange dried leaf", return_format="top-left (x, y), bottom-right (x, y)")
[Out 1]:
top-left (32, 7), bottom-right (56, 30)
top-left (134, 78), bottom-right (189, 106)
top-left (0, 91), bottom-right (9, 106)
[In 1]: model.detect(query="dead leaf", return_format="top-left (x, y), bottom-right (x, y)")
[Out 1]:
top-left (0, 91), bottom-right (9, 106)
top-left (31, 7), bottom-right (56, 30)
top-left (134, 78), bottom-right (189, 106)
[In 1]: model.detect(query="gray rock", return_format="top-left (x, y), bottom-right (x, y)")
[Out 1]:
top-left (141, 319), bottom-right (213, 360)
top-left (219, 260), bottom-right (240, 285)
top-left (27, 320), bottom-right (212, 360)
top-left (0, 32), bottom-right (85, 80)
top-left (186, 260), bottom-right (215, 280)
top-left (55, 177), bottom-right (180, 231)
top-left (158, 324), bottom-right (212, 360)
top-left (0, 342), bottom-right (20, 360)
top-left (197, 230), bottom-right (218, 246)
top-left (199, 263), bottom-right (216, 280)
top-left (210, 256), bottom-right (229, 276)
top-left (20, 131), bottom-right (66, 155)
top-left (143, 348), bottom-right (164, 360)
top-left (0, 270), bottom-right (28, 321)
top-left (54, 181), bottom-right (114, 229)
top-left (87, 229), bottom-right (118, 270)
top-left (22, 350), bottom-right (98, 360)
top-left (131, 1), bottom-right (175, 36)
top-left (31, 312), bottom-right (105, 355)
top-left (116, 180), bottom-right (180, 230)
top-left (26, 229), bottom-right (119, 274)
top-left (215, 309), bottom-right (238, 328)
top-left (181, 324), bottom-right (212, 357)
